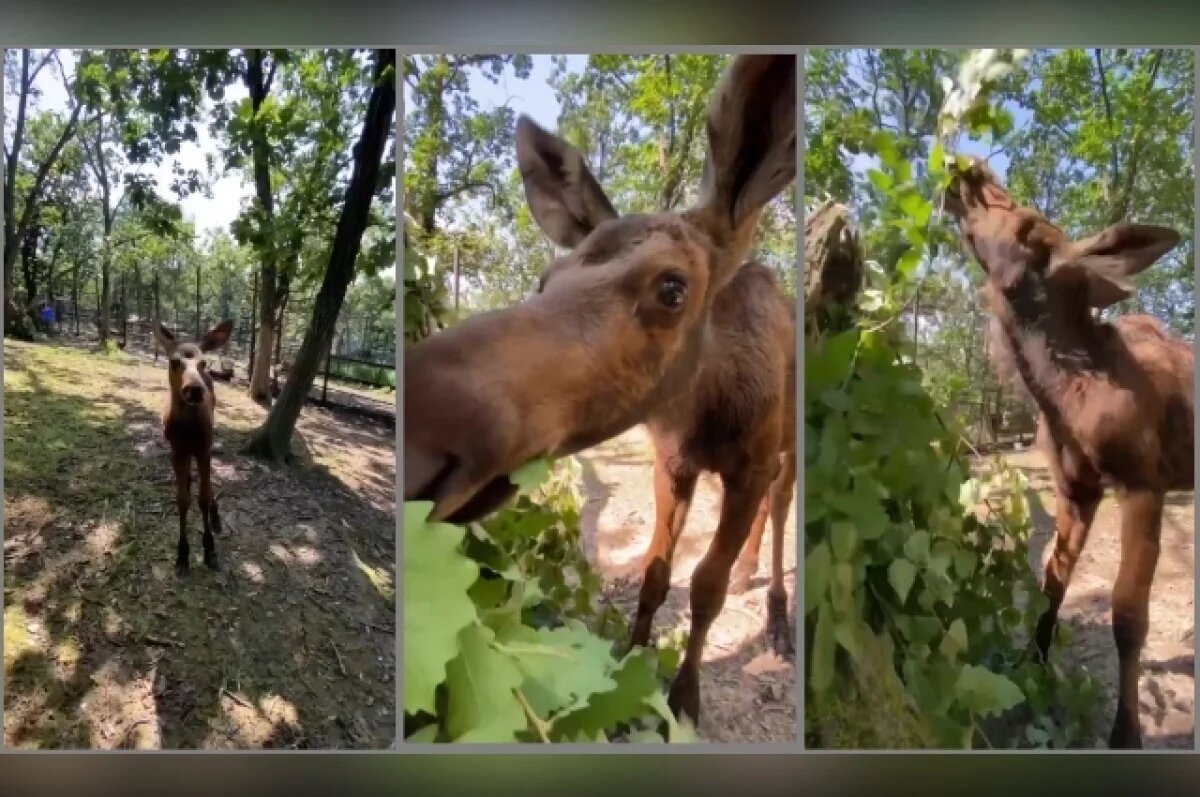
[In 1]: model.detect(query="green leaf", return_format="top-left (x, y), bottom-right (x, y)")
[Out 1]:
top-left (954, 664), bottom-right (1026, 717)
top-left (403, 502), bottom-right (480, 716)
top-left (867, 168), bottom-right (893, 192)
top-left (405, 724), bottom-right (440, 743)
top-left (805, 541), bottom-right (833, 612)
top-left (510, 457), bottom-right (553, 493)
top-left (553, 649), bottom-right (660, 740)
top-left (834, 618), bottom-right (864, 663)
top-left (830, 520), bottom-right (857, 562)
top-left (929, 139), bottom-right (947, 178)
top-left (872, 130), bottom-right (900, 167)
top-left (940, 618), bottom-right (969, 660)
top-left (895, 248), bottom-right (922, 281)
top-left (444, 623), bottom-right (527, 742)
top-left (903, 530), bottom-right (931, 565)
top-left (953, 548), bottom-right (977, 579)
top-left (888, 559), bottom-right (917, 604)
top-left (810, 599), bottom-right (837, 692)
top-left (495, 622), bottom-right (617, 719)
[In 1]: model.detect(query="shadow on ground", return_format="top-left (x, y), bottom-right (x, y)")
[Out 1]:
top-left (1005, 449), bottom-right (1195, 749)
top-left (575, 428), bottom-right (797, 744)
top-left (4, 340), bottom-right (395, 749)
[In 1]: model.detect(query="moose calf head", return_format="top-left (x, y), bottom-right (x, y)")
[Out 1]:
top-left (155, 320), bottom-right (234, 408)
top-left (943, 156), bottom-right (1181, 319)
top-left (405, 54), bottom-right (797, 523)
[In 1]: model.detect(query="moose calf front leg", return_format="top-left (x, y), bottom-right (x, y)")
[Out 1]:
top-left (668, 467), bottom-right (772, 724)
top-left (631, 450), bottom-right (697, 650)
top-left (1108, 489), bottom-right (1164, 749)
top-left (197, 455), bottom-right (219, 571)
top-left (1035, 484), bottom-right (1101, 661)
top-left (173, 452), bottom-right (192, 577)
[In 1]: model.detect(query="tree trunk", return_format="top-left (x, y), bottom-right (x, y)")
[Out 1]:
top-left (99, 244), bottom-right (112, 345)
top-left (94, 272), bottom-right (102, 334)
top-left (72, 264), bottom-right (81, 335)
top-left (247, 49), bottom-right (396, 462)
top-left (20, 225), bottom-right (39, 315)
top-left (246, 48), bottom-right (281, 401)
top-left (249, 269), bottom-right (259, 379)
top-left (804, 200), bottom-right (864, 336)
top-left (195, 258), bottom-right (202, 338)
top-left (153, 269), bottom-right (161, 360)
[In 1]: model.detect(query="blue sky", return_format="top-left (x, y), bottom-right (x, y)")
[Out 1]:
top-left (403, 54), bottom-right (585, 135)
top-left (843, 101), bottom-right (1034, 187)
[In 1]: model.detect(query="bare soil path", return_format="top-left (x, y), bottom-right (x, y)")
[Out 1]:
top-left (575, 426), bottom-right (797, 744)
top-left (1003, 448), bottom-right (1194, 749)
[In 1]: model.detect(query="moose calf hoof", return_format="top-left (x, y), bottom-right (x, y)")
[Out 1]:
top-left (1108, 710), bottom-right (1143, 749)
top-left (176, 559), bottom-right (191, 578)
top-left (667, 668), bottom-right (700, 727)
top-left (767, 593), bottom-right (795, 659)
top-left (204, 551), bottom-right (220, 571)
top-left (728, 560), bottom-right (757, 595)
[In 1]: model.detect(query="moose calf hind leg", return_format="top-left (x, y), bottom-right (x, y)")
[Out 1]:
top-left (1107, 490), bottom-right (1163, 749)
top-left (728, 493), bottom-right (769, 595)
top-left (668, 469), bottom-right (771, 724)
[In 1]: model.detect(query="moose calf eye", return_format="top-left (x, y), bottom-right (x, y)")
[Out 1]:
top-left (657, 275), bottom-right (688, 310)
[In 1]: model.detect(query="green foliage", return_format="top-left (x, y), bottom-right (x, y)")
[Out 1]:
top-left (403, 459), bottom-right (693, 744)
top-left (403, 54), bottom-right (796, 341)
top-left (806, 49), bottom-right (1102, 749)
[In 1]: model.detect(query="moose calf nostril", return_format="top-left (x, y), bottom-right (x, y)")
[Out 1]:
top-left (183, 386), bottom-right (204, 403)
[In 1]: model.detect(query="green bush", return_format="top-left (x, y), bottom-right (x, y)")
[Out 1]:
top-left (403, 457), bottom-right (692, 744)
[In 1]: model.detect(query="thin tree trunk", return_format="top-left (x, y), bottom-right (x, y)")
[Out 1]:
top-left (153, 269), bottom-right (161, 360)
top-left (246, 48), bottom-right (281, 401)
top-left (195, 258), bottom-right (202, 338)
top-left (72, 263), bottom-right (81, 335)
top-left (248, 49), bottom-right (396, 461)
top-left (249, 269), bottom-right (259, 379)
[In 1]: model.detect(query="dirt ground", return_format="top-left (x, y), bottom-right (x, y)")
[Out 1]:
top-left (1000, 447), bottom-right (1195, 749)
top-left (3, 339), bottom-right (395, 749)
top-left (575, 427), bottom-right (797, 744)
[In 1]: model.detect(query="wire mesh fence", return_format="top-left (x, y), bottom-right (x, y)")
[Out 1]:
top-left (41, 293), bottom-right (396, 424)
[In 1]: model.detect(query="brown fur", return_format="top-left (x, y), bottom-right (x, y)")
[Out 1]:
top-left (404, 55), bottom-right (798, 725)
top-left (945, 157), bottom-right (1192, 748)
top-left (154, 320), bottom-right (233, 577)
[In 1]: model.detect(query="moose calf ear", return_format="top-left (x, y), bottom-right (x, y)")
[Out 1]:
top-left (1084, 273), bottom-right (1135, 309)
top-left (154, 322), bottom-right (177, 353)
top-left (1072, 222), bottom-right (1180, 278)
top-left (1057, 223), bottom-right (1180, 309)
top-left (515, 114), bottom-right (619, 250)
top-left (693, 54), bottom-right (796, 237)
top-left (201, 320), bottom-right (233, 352)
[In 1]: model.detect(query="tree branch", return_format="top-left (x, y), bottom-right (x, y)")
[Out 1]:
top-left (1092, 48), bottom-right (1121, 205)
